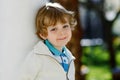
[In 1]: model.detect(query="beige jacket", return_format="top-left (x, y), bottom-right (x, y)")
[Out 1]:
top-left (17, 41), bottom-right (75, 80)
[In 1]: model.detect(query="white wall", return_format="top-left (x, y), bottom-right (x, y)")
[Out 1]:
top-left (0, 0), bottom-right (48, 80)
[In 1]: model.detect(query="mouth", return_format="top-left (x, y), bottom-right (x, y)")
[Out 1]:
top-left (57, 37), bottom-right (67, 40)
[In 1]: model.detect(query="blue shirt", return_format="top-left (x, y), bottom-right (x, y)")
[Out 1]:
top-left (44, 40), bottom-right (69, 72)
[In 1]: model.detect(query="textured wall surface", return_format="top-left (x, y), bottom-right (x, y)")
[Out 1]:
top-left (0, 0), bottom-right (48, 80)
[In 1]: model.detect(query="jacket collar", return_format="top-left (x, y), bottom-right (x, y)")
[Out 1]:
top-left (44, 39), bottom-right (65, 56)
top-left (33, 40), bottom-right (52, 56)
top-left (33, 40), bottom-right (75, 60)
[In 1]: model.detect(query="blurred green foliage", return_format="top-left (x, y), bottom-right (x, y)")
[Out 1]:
top-left (114, 37), bottom-right (120, 67)
top-left (81, 36), bottom-right (120, 80)
top-left (116, 51), bottom-right (120, 66)
top-left (81, 45), bottom-right (110, 65)
top-left (81, 45), bottom-right (112, 80)
top-left (86, 66), bottom-right (112, 80)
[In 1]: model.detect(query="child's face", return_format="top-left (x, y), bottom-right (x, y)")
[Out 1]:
top-left (41, 20), bottom-right (72, 51)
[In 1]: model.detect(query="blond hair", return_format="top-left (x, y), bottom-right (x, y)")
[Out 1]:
top-left (36, 2), bottom-right (77, 39)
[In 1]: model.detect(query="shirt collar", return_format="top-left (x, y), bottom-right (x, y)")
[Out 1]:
top-left (44, 39), bottom-right (65, 56)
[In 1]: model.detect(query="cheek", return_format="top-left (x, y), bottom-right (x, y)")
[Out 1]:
top-left (47, 33), bottom-right (56, 40)
top-left (70, 33), bottom-right (72, 40)
top-left (67, 31), bottom-right (72, 41)
top-left (68, 30), bottom-right (72, 36)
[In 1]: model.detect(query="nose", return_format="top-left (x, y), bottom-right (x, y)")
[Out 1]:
top-left (58, 29), bottom-right (65, 35)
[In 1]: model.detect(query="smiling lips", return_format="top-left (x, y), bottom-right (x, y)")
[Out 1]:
top-left (57, 36), bottom-right (67, 40)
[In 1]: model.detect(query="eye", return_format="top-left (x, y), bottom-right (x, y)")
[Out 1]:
top-left (50, 28), bottom-right (57, 31)
top-left (63, 25), bottom-right (69, 29)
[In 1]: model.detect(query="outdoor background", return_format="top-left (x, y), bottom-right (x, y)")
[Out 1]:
top-left (0, 0), bottom-right (120, 80)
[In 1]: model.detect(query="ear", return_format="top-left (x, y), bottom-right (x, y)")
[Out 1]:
top-left (39, 33), bottom-right (47, 40)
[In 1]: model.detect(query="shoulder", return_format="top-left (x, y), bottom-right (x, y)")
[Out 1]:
top-left (23, 40), bottom-right (53, 65)
top-left (21, 51), bottom-right (43, 69)
top-left (33, 40), bottom-right (52, 55)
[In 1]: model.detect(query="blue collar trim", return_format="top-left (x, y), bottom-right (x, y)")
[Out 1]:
top-left (44, 40), bottom-right (65, 56)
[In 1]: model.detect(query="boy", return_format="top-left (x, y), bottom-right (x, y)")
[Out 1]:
top-left (18, 2), bottom-right (77, 80)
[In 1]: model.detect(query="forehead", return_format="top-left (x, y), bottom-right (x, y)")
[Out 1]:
top-left (44, 14), bottom-right (70, 27)
top-left (48, 21), bottom-right (69, 28)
